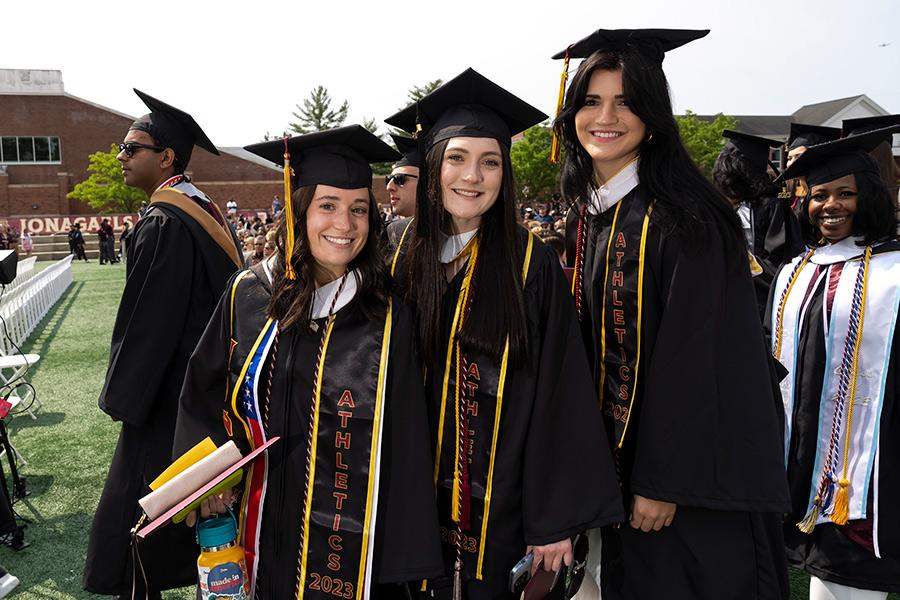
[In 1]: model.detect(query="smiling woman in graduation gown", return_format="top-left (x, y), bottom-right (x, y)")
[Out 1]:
top-left (174, 126), bottom-right (442, 599)
top-left (554, 29), bottom-right (790, 600)
top-left (386, 69), bottom-right (623, 600)
top-left (770, 128), bottom-right (900, 598)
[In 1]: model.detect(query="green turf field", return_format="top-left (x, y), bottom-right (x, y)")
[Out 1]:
top-left (0, 261), bottom-right (894, 599)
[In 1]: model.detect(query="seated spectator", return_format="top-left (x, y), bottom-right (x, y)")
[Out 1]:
top-left (225, 197), bottom-right (238, 217)
top-left (534, 204), bottom-right (555, 225)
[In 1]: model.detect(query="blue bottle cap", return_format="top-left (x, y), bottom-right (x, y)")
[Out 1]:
top-left (197, 514), bottom-right (237, 549)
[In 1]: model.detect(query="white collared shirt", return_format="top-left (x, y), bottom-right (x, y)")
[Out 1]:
top-left (439, 229), bottom-right (479, 264)
top-left (261, 257), bottom-right (360, 319)
top-left (586, 159), bottom-right (640, 215)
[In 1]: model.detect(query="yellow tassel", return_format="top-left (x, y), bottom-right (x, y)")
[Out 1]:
top-left (282, 137), bottom-right (296, 280)
top-left (831, 478), bottom-right (851, 525)
top-left (549, 49), bottom-right (571, 165)
top-left (796, 503), bottom-right (819, 534)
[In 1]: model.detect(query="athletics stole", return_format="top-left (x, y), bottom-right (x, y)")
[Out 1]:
top-left (431, 233), bottom-right (535, 582)
top-left (596, 194), bottom-right (653, 449)
top-left (227, 273), bottom-right (393, 600)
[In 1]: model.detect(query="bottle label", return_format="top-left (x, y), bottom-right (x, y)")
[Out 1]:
top-left (198, 559), bottom-right (249, 600)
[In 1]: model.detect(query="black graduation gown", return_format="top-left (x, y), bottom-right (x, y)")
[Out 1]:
top-left (569, 186), bottom-right (790, 599)
top-left (748, 195), bottom-right (805, 318)
top-left (84, 196), bottom-right (242, 595)
top-left (773, 242), bottom-right (900, 592)
top-left (174, 264), bottom-right (443, 598)
top-left (397, 231), bottom-right (624, 600)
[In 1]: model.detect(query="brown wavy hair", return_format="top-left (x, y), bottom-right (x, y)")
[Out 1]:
top-left (268, 185), bottom-right (389, 332)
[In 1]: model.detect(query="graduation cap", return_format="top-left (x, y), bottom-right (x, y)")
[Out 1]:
top-left (384, 68), bottom-right (547, 150)
top-left (129, 89), bottom-right (219, 169)
top-left (721, 129), bottom-right (782, 171)
top-left (547, 29), bottom-right (709, 161)
top-left (777, 125), bottom-right (900, 187)
top-left (384, 69), bottom-right (546, 237)
top-left (244, 125), bottom-right (400, 279)
top-left (390, 134), bottom-right (421, 168)
top-left (787, 123), bottom-right (840, 150)
top-left (841, 114), bottom-right (900, 144)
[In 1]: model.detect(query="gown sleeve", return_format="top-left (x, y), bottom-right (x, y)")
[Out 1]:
top-left (373, 301), bottom-right (444, 583)
top-left (172, 275), bottom-right (237, 457)
top-left (99, 212), bottom-right (193, 426)
top-left (521, 246), bottom-right (625, 546)
top-left (629, 227), bottom-right (790, 512)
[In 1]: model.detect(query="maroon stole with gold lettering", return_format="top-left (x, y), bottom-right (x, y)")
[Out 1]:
top-left (596, 194), bottom-right (653, 449)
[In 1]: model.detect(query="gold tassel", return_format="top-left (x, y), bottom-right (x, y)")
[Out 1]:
top-left (282, 136), bottom-right (296, 279)
top-left (796, 502), bottom-right (819, 534)
top-left (549, 48), bottom-right (571, 164)
top-left (830, 478), bottom-right (851, 525)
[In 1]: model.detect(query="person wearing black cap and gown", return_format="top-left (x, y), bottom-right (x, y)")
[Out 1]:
top-left (173, 125), bottom-right (443, 599)
top-left (713, 129), bottom-right (804, 317)
top-left (386, 134), bottom-right (421, 219)
top-left (386, 68), bottom-right (623, 600)
top-left (83, 90), bottom-right (244, 598)
top-left (769, 126), bottom-right (900, 600)
top-left (842, 115), bottom-right (900, 207)
top-left (553, 29), bottom-right (791, 599)
top-left (786, 123), bottom-right (843, 210)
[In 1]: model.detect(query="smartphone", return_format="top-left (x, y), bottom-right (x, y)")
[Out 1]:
top-left (509, 552), bottom-right (534, 594)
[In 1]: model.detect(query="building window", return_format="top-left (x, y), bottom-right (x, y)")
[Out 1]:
top-left (0, 136), bottom-right (62, 164)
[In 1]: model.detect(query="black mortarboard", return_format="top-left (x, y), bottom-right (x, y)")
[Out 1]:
top-left (721, 129), bottom-right (782, 171)
top-left (384, 68), bottom-right (547, 150)
top-left (390, 134), bottom-right (421, 168)
top-left (841, 114), bottom-right (900, 144)
top-left (244, 125), bottom-right (400, 190)
top-left (129, 89), bottom-right (219, 169)
top-left (551, 28), bottom-right (710, 63)
top-left (777, 125), bottom-right (900, 186)
top-left (788, 123), bottom-right (841, 150)
top-left (384, 69), bottom-right (546, 238)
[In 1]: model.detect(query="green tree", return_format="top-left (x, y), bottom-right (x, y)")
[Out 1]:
top-left (510, 123), bottom-right (559, 203)
top-left (67, 145), bottom-right (147, 213)
top-left (289, 85), bottom-right (349, 134)
top-left (404, 79), bottom-right (443, 105)
top-left (675, 110), bottom-right (737, 176)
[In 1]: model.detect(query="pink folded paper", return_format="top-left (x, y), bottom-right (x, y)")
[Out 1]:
top-left (136, 437), bottom-right (279, 541)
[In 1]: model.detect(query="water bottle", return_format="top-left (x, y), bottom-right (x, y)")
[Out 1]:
top-left (196, 509), bottom-right (249, 600)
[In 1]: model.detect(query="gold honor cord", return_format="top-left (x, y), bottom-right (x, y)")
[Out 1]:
top-left (597, 202), bottom-right (625, 407)
top-left (297, 316), bottom-right (337, 600)
top-left (773, 248), bottom-right (816, 361)
top-left (616, 204), bottom-right (652, 449)
top-left (357, 299), bottom-right (393, 592)
top-left (831, 247), bottom-right (871, 525)
top-left (476, 232), bottom-right (534, 579)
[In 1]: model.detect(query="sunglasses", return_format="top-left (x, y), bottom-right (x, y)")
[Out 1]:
top-left (384, 173), bottom-right (418, 187)
top-left (118, 142), bottom-right (166, 158)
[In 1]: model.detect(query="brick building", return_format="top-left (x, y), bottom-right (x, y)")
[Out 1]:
top-left (0, 69), bottom-right (392, 221)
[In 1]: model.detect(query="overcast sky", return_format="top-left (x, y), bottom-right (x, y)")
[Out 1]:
top-left (4, 0), bottom-right (898, 147)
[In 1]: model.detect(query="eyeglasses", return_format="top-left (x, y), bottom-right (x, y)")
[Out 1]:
top-left (118, 142), bottom-right (166, 158)
top-left (384, 173), bottom-right (418, 187)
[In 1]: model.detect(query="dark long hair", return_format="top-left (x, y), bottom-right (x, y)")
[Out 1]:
top-left (268, 185), bottom-right (389, 332)
top-left (712, 145), bottom-right (780, 202)
top-left (553, 50), bottom-right (743, 255)
top-left (798, 167), bottom-right (899, 247)
top-left (402, 139), bottom-right (528, 368)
